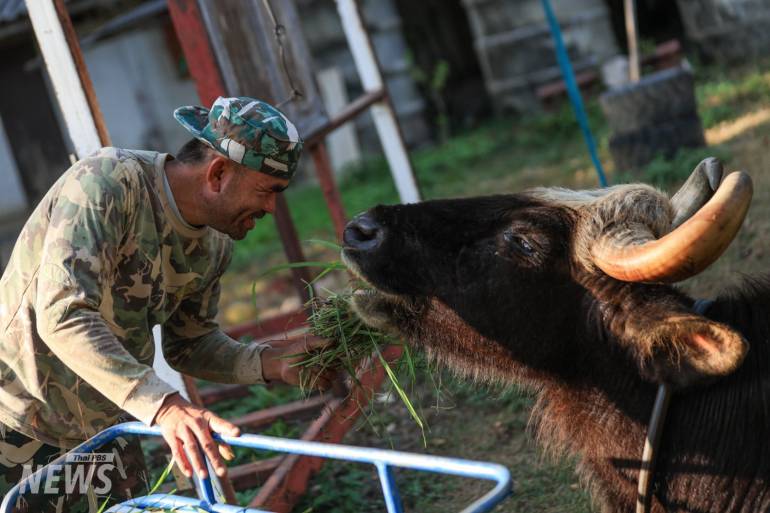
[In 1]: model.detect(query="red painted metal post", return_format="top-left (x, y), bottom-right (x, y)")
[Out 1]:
top-left (273, 195), bottom-right (314, 305)
top-left (166, 0), bottom-right (313, 304)
top-left (165, 0), bottom-right (225, 106)
top-left (251, 345), bottom-right (404, 511)
top-left (309, 142), bottom-right (347, 241)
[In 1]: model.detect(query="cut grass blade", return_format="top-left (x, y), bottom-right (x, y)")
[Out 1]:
top-left (304, 239), bottom-right (343, 252)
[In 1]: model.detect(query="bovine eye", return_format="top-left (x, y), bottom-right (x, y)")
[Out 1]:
top-left (503, 232), bottom-right (535, 256)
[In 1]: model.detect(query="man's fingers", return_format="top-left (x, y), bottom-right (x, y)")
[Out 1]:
top-left (203, 413), bottom-right (238, 463)
top-left (169, 437), bottom-right (192, 478)
top-left (180, 426), bottom-right (208, 478)
top-left (304, 336), bottom-right (332, 352)
top-left (161, 428), bottom-right (192, 478)
top-left (190, 422), bottom-right (229, 478)
top-left (206, 413), bottom-right (240, 437)
top-left (218, 443), bottom-right (235, 461)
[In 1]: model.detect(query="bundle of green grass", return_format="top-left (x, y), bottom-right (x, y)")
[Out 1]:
top-left (257, 252), bottom-right (428, 436)
top-left (300, 289), bottom-right (426, 436)
top-left (304, 290), bottom-right (394, 375)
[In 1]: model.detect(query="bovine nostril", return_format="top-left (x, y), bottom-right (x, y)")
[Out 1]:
top-left (344, 213), bottom-right (384, 251)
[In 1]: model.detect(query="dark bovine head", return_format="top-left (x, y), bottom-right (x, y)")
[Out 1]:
top-left (342, 162), bottom-right (750, 391)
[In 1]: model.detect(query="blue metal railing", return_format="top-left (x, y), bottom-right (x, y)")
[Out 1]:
top-left (1, 422), bottom-right (512, 513)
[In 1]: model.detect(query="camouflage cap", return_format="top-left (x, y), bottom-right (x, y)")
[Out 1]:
top-left (174, 96), bottom-right (302, 181)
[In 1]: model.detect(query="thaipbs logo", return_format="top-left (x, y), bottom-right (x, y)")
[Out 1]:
top-left (18, 452), bottom-right (115, 496)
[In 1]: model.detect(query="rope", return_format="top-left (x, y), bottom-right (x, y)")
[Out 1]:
top-left (261, 0), bottom-right (303, 107)
top-left (540, 0), bottom-right (608, 187)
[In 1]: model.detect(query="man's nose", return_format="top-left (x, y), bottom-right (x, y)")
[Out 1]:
top-left (263, 193), bottom-right (277, 214)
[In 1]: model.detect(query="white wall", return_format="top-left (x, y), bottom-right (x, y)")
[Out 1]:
top-left (83, 24), bottom-right (199, 154)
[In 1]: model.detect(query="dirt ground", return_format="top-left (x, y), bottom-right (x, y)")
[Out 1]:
top-left (211, 78), bottom-right (770, 512)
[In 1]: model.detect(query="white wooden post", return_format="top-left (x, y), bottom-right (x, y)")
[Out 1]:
top-left (317, 67), bottom-right (362, 172)
top-left (335, 0), bottom-right (421, 203)
top-left (25, 1), bottom-right (101, 158)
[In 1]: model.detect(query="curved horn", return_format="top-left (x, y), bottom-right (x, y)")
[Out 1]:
top-left (670, 157), bottom-right (723, 229)
top-left (592, 171), bottom-right (753, 283)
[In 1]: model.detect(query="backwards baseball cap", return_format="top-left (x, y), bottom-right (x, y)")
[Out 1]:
top-left (173, 96), bottom-right (302, 181)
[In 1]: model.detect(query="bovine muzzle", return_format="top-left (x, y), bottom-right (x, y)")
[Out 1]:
top-left (343, 213), bottom-right (385, 252)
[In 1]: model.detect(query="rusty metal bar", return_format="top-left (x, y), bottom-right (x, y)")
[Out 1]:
top-left (305, 89), bottom-right (386, 146)
top-left (199, 384), bottom-right (251, 406)
top-left (250, 397), bottom-right (344, 511)
top-left (52, 0), bottom-right (112, 147)
top-left (228, 456), bottom-right (283, 490)
top-left (251, 346), bottom-right (404, 512)
top-left (232, 394), bottom-right (332, 430)
top-left (181, 375), bottom-right (204, 407)
top-left (309, 142), bottom-right (347, 241)
top-left (273, 195), bottom-right (313, 304)
top-left (226, 309), bottom-right (308, 341)
top-left (166, 0), bottom-right (226, 106)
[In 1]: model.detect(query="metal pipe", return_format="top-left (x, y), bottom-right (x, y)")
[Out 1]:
top-left (1, 422), bottom-right (512, 513)
top-left (377, 462), bottom-right (404, 513)
top-left (305, 89), bottom-right (387, 145)
top-left (334, 0), bottom-right (421, 204)
top-left (110, 494), bottom-right (262, 512)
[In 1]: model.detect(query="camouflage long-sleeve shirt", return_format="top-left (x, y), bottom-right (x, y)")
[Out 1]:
top-left (0, 148), bottom-right (267, 448)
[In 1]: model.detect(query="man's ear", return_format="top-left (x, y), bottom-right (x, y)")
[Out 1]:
top-left (204, 156), bottom-right (228, 193)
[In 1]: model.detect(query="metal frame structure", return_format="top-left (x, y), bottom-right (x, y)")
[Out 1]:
top-left (0, 422), bottom-right (512, 513)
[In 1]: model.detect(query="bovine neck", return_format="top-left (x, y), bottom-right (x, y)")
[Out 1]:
top-left (531, 279), bottom-right (770, 512)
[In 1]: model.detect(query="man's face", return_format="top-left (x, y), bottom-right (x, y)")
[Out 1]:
top-left (205, 159), bottom-right (289, 240)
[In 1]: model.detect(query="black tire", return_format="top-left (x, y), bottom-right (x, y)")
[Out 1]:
top-left (600, 67), bottom-right (698, 135)
top-left (608, 114), bottom-right (706, 171)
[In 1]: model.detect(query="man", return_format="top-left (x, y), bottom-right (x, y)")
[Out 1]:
top-left (0, 97), bottom-right (332, 511)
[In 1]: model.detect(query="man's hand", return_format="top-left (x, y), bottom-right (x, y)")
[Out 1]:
top-left (154, 393), bottom-right (239, 479)
top-left (261, 337), bottom-right (337, 390)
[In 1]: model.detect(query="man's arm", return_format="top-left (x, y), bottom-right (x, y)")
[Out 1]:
top-left (35, 159), bottom-right (238, 479)
top-left (161, 243), bottom-right (271, 384)
top-left (34, 160), bottom-right (178, 426)
top-left (162, 257), bottom-right (337, 389)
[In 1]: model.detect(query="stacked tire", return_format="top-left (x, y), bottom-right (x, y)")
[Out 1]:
top-left (600, 66), bottom-right (705, 171)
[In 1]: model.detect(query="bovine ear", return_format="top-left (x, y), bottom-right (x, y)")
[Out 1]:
top-left (630, 313), bottom-right (749, 387)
